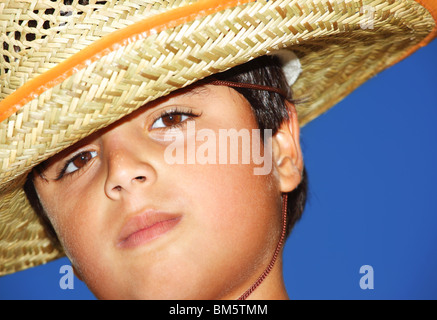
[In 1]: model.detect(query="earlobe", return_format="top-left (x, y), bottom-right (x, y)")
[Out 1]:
top-left (272, 101), bottom-right (303, 193)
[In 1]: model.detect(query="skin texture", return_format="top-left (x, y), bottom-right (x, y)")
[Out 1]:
top-left (34, 84), bottom-right (303, 300)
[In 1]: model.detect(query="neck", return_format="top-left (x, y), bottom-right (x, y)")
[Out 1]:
top-left (236, 194), bottom-right (289, 300)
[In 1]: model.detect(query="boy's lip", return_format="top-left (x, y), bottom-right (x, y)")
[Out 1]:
top-left (117, 211), bottom-right (182, 249)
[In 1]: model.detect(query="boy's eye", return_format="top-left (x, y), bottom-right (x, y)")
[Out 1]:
top-left (64, 151), bottom-right (98, 175)
top-left (151, 113), bottom-right (191, 129)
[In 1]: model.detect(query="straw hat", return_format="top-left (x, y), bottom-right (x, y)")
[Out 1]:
top-left (0, 0), bottom-right (436, 276)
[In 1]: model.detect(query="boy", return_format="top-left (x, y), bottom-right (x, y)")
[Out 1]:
top-left (0, 0), bottom-right (435, 299)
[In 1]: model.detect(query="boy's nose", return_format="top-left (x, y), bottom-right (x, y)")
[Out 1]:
top-left (103, 142), bottom-right (157, 201)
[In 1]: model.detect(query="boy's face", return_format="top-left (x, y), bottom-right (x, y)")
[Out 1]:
top-left (34, 84), bottom-right (301, 299)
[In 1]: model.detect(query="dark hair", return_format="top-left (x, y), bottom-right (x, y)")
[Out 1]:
top-left (24, 55), bottom-right (308, 244)
top-left (209, 55), bottom-right (308, 237)
top-left (24, 170), bottom-right (61, 247)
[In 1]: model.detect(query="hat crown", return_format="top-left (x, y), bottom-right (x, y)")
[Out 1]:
top-left (0, 0), bottom-right (196, 101)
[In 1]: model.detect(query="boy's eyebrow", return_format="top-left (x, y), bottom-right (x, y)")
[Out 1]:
top-left (176, 84), bottom-right (211, 98)
top-left (147, 83), bottom-right (211, 107)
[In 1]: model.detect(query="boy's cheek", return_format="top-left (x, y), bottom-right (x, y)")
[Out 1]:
top-left (43, 185), bottom-right (108, 270)
top-left (180, 160), bottom-right (278, 231)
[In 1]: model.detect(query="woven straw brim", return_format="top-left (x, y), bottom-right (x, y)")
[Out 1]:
top-left (0, 0), bottom-right (436, 276)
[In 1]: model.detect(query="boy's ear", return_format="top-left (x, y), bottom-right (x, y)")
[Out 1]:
top-left (272, 101), bottom-right (303, 193)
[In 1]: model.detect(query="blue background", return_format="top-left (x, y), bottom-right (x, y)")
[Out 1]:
top-left (0, 39), bottom-right (436, 300)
